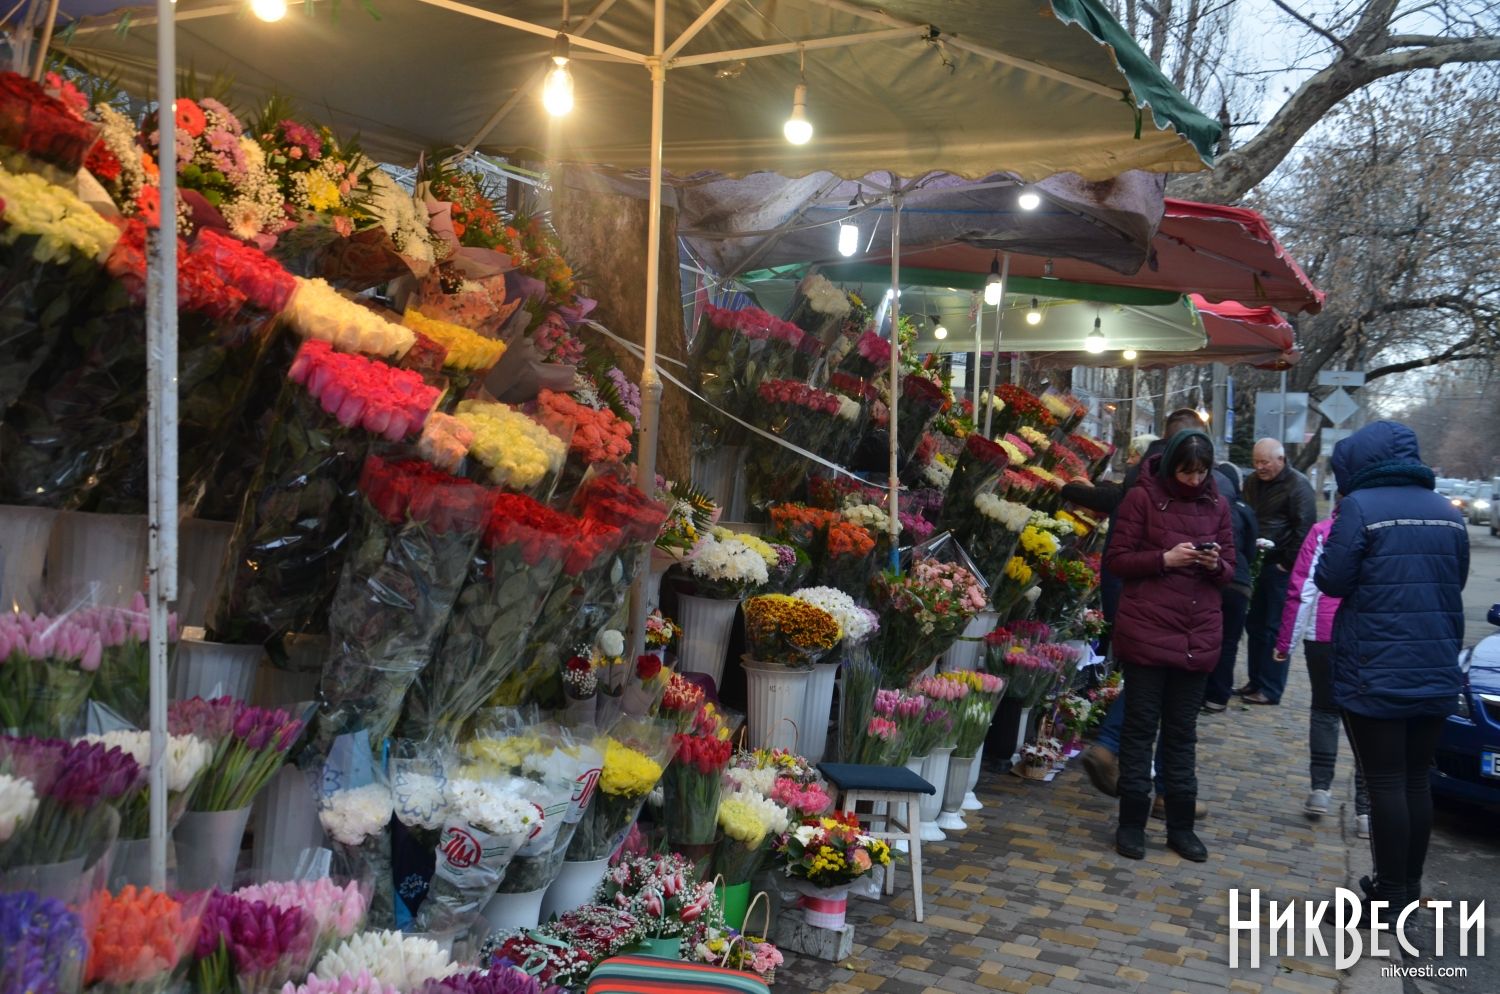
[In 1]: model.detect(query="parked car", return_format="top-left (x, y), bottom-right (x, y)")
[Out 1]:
top-left (1432, 605), bottom-right (1500, 809)
top-left (1466, 482), bottom-right (1493, 526)
top-left (1442, 479), bottom-right (1474, 518)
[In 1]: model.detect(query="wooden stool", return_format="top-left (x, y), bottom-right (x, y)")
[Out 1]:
top-left (817, 762), bottom-right (934, 922)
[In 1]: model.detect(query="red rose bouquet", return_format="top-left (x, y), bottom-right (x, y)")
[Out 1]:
top-left (208, 340), bottom-right (440, 645)
top-left (661, 703), bottom-right (737, 846)
top-left (835, 329), bottom-right (891, 381)
top-left (1068, 432), bottom-right (1115, 480)
top-left (989, 383), bottom-right (1058, 438)
top-left (896, 374), bottom-right (947, 468)
top-left (744, 380), bottom-right (852, 512)
top-left (405, 493), bottom-right (579, 741)
top-left (621, 653), bottom-right (669, 718)
top-left (316, 455), bottom-right (495, 749)
top-left (686, 304), bottom-right (761, 450)
top-left (0, 71), bottom-right (100, 172)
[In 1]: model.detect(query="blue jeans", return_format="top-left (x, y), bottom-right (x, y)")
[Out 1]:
top-left (1097, 691), bottom-right (1166, 793)
top-left (1246, 566), bottom-right (1292, 702)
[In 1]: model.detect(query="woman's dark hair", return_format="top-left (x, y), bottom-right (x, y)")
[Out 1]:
top-left (1163, 431), bottom-right (1215, 477)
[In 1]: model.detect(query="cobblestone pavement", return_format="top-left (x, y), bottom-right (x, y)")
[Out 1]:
top-left (779, 662), bottom-right (1372, 994)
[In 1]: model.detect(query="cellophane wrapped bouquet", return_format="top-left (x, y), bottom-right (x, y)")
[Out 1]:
top-left (595, 852), bottom-right (718, 949)
top-left (566, 716), bottom-right (676, 862)
top-left (714, 789), bottom-right (790, 886)
top-left (0, 735), bottom-right (140, 870)
top-left (866, 557), bottom-right (987, 688)
top-left (88, 886), bottom-right (210, 994)
top-left (743, 380), bottom-right (854, 512)
top-left (661, 703), bottom-right (737, 846)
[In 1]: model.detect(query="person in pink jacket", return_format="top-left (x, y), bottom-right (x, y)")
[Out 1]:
top-left (1274, 509), bottom-right (1370, 834)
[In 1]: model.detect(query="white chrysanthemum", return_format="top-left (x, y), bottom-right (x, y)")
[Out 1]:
top-left (1027, 511), bottom-right (1074, 536)
top-left (81, 731), bottom-right (211, 793)
top-left (800, 274), bottom-right (852, 317)
top-left (314, 930), bottom-right (459, 988)
top-left (791, 586), bottom-right (877, 644)
top-left (725, 766), bottom-right (778, 798)
top-left (0, 774), bottom-right (38, 843)
top-left (392, 773), bottom-right (447, 831)
top-left (975, 493), bottom-right (1032, 532)
top-left (319, 783), bottom-right (394, 846)
top-left (843, 502), bottom-right (898, 536)
top-left (444, 778), bottom-right (541, 836)
top-left (685, 534), bottom-right (770, 588)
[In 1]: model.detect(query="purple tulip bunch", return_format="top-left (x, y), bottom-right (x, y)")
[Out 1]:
top-left (0, 736), bottom-right (143, 866)
top-left (169, 697), bottom-right (304, 812)
top-left (417, 968), bottom-right (561, 994)
top-left (0, 890), bottom-right (87, 994)
top-left (194, 890), bottom-right (318, 994)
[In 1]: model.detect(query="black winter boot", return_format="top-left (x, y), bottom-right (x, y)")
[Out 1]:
top-left (1115, 794), bottom-right (1150, 859)
top-left (1164, 795), bottom-right (1208, 862)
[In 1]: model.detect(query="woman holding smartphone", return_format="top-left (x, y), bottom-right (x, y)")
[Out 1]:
top-left (1105, 430), bottom-right (1235, 861)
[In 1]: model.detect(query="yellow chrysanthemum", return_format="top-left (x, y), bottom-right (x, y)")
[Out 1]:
top-left (600, 738), bottom-right (663, 797)
top-left (1057, 510), bottom-right (1092, 536)
top-left (1005, 556), bottom-right (1034, 584)
top-left (1019, 526), bottom-right (1058, 561)
top-left (305, 170), bottom-right (342, 213)
top-left (738, 533), bottom-right (779, 569)
top-left (404, 308), bottom-right (508, 371)
top-left (718, 796), bottom-right (769, 847)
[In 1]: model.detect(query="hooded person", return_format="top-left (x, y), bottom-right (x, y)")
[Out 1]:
top-left (1104, 430), bottom-right (1234, 862)
top-left (1315, 420), bottom-right (1468, 912)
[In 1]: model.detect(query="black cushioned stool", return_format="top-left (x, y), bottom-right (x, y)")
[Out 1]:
top-left (817, 762), bottom-right (934, 922)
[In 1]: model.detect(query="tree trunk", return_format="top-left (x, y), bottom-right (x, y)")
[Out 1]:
top-left (548, 171), bottom-right (691, 483)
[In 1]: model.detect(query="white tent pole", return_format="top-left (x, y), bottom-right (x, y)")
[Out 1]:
top-left (146, 0), bottom-right (178, 891)
top-left (981, 253), bottom-right (1009, 437)
top-left (408, 0), bottom-right (648, 62)
top-left (628, 0), bottom-right (666, 662)
top-left (670, 26), bottom-right (921, 68)
top-left (28, 0), bottom-right (60, 80)
top-left (662, 0), bottom-right (736, 60)
top-left (973, 293), bottom-right (982, 405)
top-left (886, 193), bottom-right (901, 571)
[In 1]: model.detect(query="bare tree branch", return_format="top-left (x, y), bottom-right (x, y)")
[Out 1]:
top-left (1267, 0), bottom-right (1350, 55)
top-left (1169, 34), bottom-right (1500, 203)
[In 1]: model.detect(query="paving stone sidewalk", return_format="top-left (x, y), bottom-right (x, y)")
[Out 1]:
top-left (779, 662), bottom-right (1375, 993)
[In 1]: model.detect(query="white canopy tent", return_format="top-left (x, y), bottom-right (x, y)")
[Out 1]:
top-left (47, 0), bottom-right (1220, 882)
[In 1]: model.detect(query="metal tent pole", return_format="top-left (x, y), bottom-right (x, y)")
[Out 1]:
top-left (886, 194), bottom-right (901, 570)
top-left (981, 254), bottom-right (1009, 438)
top-left (146, 0), bottom-right (178, 890)
top-left (628, 0), bottom-right (666, 661)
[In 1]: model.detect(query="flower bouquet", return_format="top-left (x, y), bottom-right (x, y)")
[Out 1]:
top-left (714, 789), bottom-right (790, 886)
top-left (207, 340), bottom-right (440, 645)
top-left (316, 456), bottom-right (494, 749)
top-left (743, 380), bottom-right (849, 512)
top-left (1032, 555), bottom-right (1099, 633)
top-left (482, 907), bottom-right (629, 988)
top-left (169, 697), bottom-right (303, 812)
top-left (193, 888), bottom-right (319, 994)
top-left (0, 610), bottom-right (101, 738)
top-left (774, 811), bottom-right (891, 897)
top-left (662, 703), bottom-right (736, 846)
top-left (87, 886), bottom-right (209, 994)
top-left (83, 594), bottom-right (180, 728)
top-left (596, 852), bottom-right (717, 947)
top-left (0, 890), bottom-right (87, 994)
top-left (657, 673), bottom-right (705, 733)
top-left (79, 730), bottom-right (211, 839)
top-left (313, 930), bottom-right (459, 990)
top-left (741, 595), bottom-right (841, 668)
top-left (895, 375), bottom-right (947, 468)
top-left (492, 725), bottom-right (606, 898)
top-left (941, 671), bottom-right (1006, 758)
top-left (835, 330), bottom-right (891, 381)
top-left (687, 304), bottom-right (761, 450)
top-left (402, 307), bottom-right (507, 404)
top-left (987, 384), bottom-right (1057, 439)
top-left (644, 610), bottom-right (679, 654)
top-left (235, 877), bottom-right (369, 967)
top-left (938, 434), bottom-right (1016, 536)
top-left (911, 674), bottom-right (969, 752)
top-left (1068, 433), bottom-right (1115, 480)
top-left (415, 774), bottom-right (543, 929)
top-left (866, 558), bottom-right (987, 688)
top-left (964, 494), bottom-right (1032, 591)
top-left (403, 493), bottom-right (576, 742)
top-left (452, 400), bottom-right (568, 501)
top-left (1040, 391), bottom-right (1087, 436)
top-left (769, 505), bottom-right (877, 597)
top-left (680, 531), bottom-right (770, 599)
top-left (566, 717), bottom-right (675, 861)
top-left (620, 654), bottom-right (669, 718)
top-left (783, 273), bottom-right (852, 354)
top-left (729, 750), bottom-right (832, 820)
top-left (0, 71), bottom-right (101, 172)
top-left (0, 736), bottom-right (141, 869)
top-left (982, 645), bottom-right (1051, 708)
top-left (533, 389), bottom-right (633, 500)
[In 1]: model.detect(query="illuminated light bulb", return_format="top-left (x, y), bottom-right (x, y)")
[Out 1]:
top-left (1122, 349), bottom-right (1138, 361)
top-left (251, 0), bottom-right (286, 21)
top-left (542, 34), bottom-right (574, 116)
top-left (983, 254), bottom-right (1003, 306)
top-left (933, 323), bottom-right (948, 340)
top-left (838, 221), bottom-right (858, 257)
top-left (1084, 316), bottom-right (1106, 354)
top-left (1017, 189), bottom-right (1041, 211)
top-left (1026, 298), bottom-right (1042, 325)
top-left (783, 83), bottom-right (812, 144)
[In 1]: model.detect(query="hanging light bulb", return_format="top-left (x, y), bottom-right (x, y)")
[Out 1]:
top-left (250, 0), bottom-right (286, 21)
top-left (1017, 188), bottom-right (1041, 211)
top-left (837, 221), bottom-right (858, 257)
top-left (1042, 258), bottom-right (1057, 279)
top-left (933, 318), bottom-right (948, 340)
top-left (784, 82), bottom-right (813, 144)
top-left (1084, 316), bottom-right (1107, 353)
top-left (983, 253), bottom-right (1004, 306)
top-left (542, 33), bottom-right (575, 116)
top-left (1026, 298), bottom-right (1042, 325)
top-left (1122, 349), bottom-right (1138, 361)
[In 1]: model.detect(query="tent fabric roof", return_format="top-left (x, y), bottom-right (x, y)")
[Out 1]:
top-left (676, 169), bottom-right (1168, 278)
top-left (824, 198), bottom-right (1324, 315)
top-left (1029, 295), bottom-right (1298, 370)
top-left (58, 0), bottom-right (1218, 179)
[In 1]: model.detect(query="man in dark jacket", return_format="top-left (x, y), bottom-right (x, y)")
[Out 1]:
top-left (1203, 464), bottom-right (1257, 711)
top-left (1315, 420), bottom-right (1467, 911)
top-left (1239, 438), bottom-right (1317, 704)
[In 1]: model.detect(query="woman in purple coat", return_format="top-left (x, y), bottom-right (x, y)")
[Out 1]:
top-left (1106, 431), bottom-right (1234, 861)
